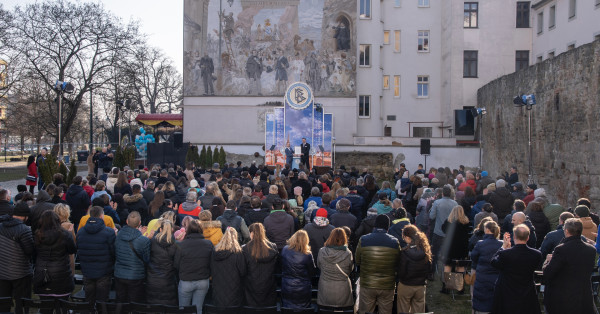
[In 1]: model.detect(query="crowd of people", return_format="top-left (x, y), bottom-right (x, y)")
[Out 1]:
top-left (1, 150), bottom-right (599, 314)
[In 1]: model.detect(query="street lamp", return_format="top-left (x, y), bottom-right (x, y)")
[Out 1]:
top-left (471, 107), bottom-right (487, 170)
top-left (513, 94), bottom-right (536, 185)
top-left (54, 80), bottom-right (75, 161)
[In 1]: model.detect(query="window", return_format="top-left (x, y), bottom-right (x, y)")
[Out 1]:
top-left (395, 0), bottom-right (401, 7)
top-left (418, 31), bottom-right (429, 52)
top-left (516, 2), bottom-right (530, 28)
top-left (359, 95), bottom-right (370, 118)
top-left (464, 3), bottom-right (478, 28)
top-left (537, 12), bottom-right (544, 34)
top-left (384, 126), bottom-right (392, 137)
top-left (360, 0), bottom-right (371, 18)
top-left (567, 43), bottom-right (575, 50)
top-left (387, 115), bottom-right (396, 121)
top-left (536, 55), bottom-right (543, 63)
top-left (417, 76), bottom-right (429, 98)
top-left (515, 50), bottom-right (529, 71)
top-left (548, 51), bottom-right (555, 58)
top-left (463, 50), bottom-right (478, 77)
top-left (418, 0), bottom-right (429, 7)
top-left (383, 31), bottom-right (390, 45)
top-left (394, 75), bottom-right (400, 97)
top-left (359, 44), bottom-right (371, 66)
top-left (549, 5), bottom-right (556, 29)
top-left (394, 31), bottom-right (401, 52)
top-left (569, 0), bottom-right (576, 18)
top-left (383, 75), bottom-right (390, 89)
top-left (413, 127), bottom-right (432, 138)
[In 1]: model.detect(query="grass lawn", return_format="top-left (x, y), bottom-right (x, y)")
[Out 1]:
top-left (0, 165), bottom-right (27, 182)
top-left (426, 277), bottom-right (473, 314)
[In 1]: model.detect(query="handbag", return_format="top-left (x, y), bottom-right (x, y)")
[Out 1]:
top-left (443, 271), bottom-right (464, 291)
top-left (26, 175), bottom-right (36, 182)
top-left (464, 271), bottom-right (476, 286)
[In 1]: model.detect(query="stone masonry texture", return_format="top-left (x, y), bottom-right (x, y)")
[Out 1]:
top-left (477, 39), bottom-right (600, 208)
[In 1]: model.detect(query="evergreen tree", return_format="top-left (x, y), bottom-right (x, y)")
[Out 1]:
top-left (185, 146), bottom-right (196, 164)
top-left (113, 146), bottom-right (125, 170)
top-left (206, 146), bottom-right (213, 168)
top-left (212, 147), bottom-right (219, 168)
top-left (66, 157), bottom-right (77, 185)
top-left (58, 160), bottom-right (68, 181)
top-left (199, 145), bottom-right (207, 169)
top-left (219, 146), bottom-right (226, 167)
top-left (39, 154), bottom-right (58, 186)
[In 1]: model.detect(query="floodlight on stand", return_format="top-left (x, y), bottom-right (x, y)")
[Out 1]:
top-left (54, 80), bottom-right (75, 94)
top-left (513, 94), bottom-right (536, 109)
top-left (470, 107), bottom-right (487, 117)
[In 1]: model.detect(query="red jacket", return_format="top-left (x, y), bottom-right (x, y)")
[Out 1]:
top-left (26, 163), bottom-right (38, 186)
top-left (458, 179), bottom-right (476, 192)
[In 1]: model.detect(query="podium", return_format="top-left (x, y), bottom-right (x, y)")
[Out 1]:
top-left (292, 156), bottom-right (301, 170)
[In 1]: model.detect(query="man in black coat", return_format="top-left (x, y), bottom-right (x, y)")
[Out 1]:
top-left (330, 198), bottom-right (358, 233)
top-left (300, 138), bottom-right (310, 169)
top-left (291, 171), bottom-right (312, 200)
top-left (29, 190), bottom-right (56, 233)
top-left (0, 203), bottom-right (34, 314)
top-left (0, 189), bottom-right (14, 216)
top-left (491, 224), bottom-right (542, 314)
top-left (76, 206), bottom-right (116, 307)
top-left (543, 218), bottom-right (597, 314)
top-left (488, 179), bottom-right (515, 220)
top-left (66, 176), bottom-right (91, 230)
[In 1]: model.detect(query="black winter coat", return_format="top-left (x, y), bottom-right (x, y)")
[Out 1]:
top-left (330, 211), bottom-right (358, 233)
top-left (142, 190), bottom-right (155, 205)
top-left (0, 200), bottom-right (13, 216)
top-left (65, 185), bottom-right (91, 227)
top-left (355, 215), bottom-right (376, 239)
top-left (175, 233), bottom-right (213, 281)
top-left (245, 208), bottom-right (270, 226)
top-left (264, 211), bottom-right (295, 249)
top-left (397, 245), bottom-right (431, 286)
top-left (281, 246), bottom-right (315, 309)
top-left (242, 240), bottom-right (279, 306)
top-left (146, 236), bottom-right (178, 306)
top-left (528, 211), bottom-right (551, 248)
top-left (471, 234), bottom-right (503, 312)
top-left (33, 229), bottom-right (76, 295)
top-left (491, 244), bottom-right (542, 314)
top-left (303, 223), bottom-right (334, 261)
top-left (488, 188), bottom-right (514, 220)
top-left (113, 184), bottom-right (132, 196)
top-left (210, 249), bottom-right (246, 307)
top-left (30, 190), bottom-right (56, 234)
top-left (76, 218), bottom-right (115, 279)
top-left (543, 236), bottom-right (597, 314)
top-left (0, 215), bottom-right (34, 280)
top-left (442, 220), bottom-right (470, 263)
top-left (123, 194), bottom-right (150, 225)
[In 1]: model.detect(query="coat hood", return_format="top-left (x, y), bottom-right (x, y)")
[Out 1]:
top-left (118, 225), bottom-right (143, 242)
top-left (67, 185), bottom-right (85, 197)
top-left (36, 190), bottom-right (51, 203)
top-left (200, 220), bottom-right (222, 239)
top-left (319, 246), bottom-right (351, 264)
top-left (403, 245), bottom-right (426, 262)
top-left (0, 214), bottom-right (22, 228)
top-left (82, 217), bottom-right (107, 234)
top-left (124, 193), bottom-right (143, 204)
top-left (181, 201), bottom-right (199, 212)
top-left (268, 210), bottom-right (291, 223)
top-left (221, 209), bottom-right (238, 220)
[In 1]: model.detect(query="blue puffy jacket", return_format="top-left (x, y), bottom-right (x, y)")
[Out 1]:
top-left (77, 218), bottom-right (116, 279)
top-left (114, 226), bottom-right (150, 280)
top-left (471, 234), bottom-right (503, 312)
top-left (281, 246), bottom-right (315, 309)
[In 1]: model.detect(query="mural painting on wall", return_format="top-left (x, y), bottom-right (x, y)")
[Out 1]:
top-left (183, 0), bottom-right (356, 97)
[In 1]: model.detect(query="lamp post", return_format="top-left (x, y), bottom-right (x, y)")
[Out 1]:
top-left (471, 107), bottom-right (487, 170)
top-left (54, 80), bottom-right (75, 161)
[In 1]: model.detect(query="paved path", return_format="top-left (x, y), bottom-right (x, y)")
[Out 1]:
top-left (0, 162), bottom-right (89, 197)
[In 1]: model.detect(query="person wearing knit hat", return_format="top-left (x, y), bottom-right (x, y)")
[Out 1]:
top-left (13, 202), bottom-right (31, 218)
top-left (355, 214), bottom-right (400, 314)
top-left (304, 208), bottom-right (335, 260)
top-left (522, 183), bottom-right (537, 205)
top-left (486, 183), bottom-right (496, 192)
top-left (476, 171), bottom-right (495, 194)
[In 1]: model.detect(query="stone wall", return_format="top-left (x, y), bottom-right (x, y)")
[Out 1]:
top-left (335, 151), bottom-right (395, 181)
top-left (477, 39), bottom-right (600, 207)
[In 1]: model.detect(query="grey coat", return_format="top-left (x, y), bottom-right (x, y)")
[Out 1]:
top-left (317, 246), bottom-right (354, 307)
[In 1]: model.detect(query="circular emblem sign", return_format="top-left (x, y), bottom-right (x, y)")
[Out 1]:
top-left (285, 82), bottom-right (313, 110)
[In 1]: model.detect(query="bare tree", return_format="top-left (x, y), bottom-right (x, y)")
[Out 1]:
top-left (6, 0), bottom-right (140, 155)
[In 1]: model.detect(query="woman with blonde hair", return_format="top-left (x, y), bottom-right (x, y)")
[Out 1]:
top-left (53, 203), bottom-right (76, 274)
top-left (397, 225), bottom-right (432, 313)
top-left (440, 205), bottom-right (471, 294)
top-left (328, 182), bottom-right (341, 200)
top-left (281, 229), bottom-right (315, 309)
top-left (210, 228), bottom-right (246, 307)
top-left (317, 228), bottom-right (354, 308)
top-left (144, 211), bottom-right (176, 237)
top-left (146, 219), bottom-right (178, 305)
top-left (242, 223), bottom-right (279, 307)
top-left (162, 181), bottom-right (177, 201)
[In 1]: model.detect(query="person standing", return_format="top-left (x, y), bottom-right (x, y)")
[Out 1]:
top-left (300, 138), bottom-right (311, 170)
top-left (317, 228), bottom-right (354, 309)
top-left (246, 50), bottom-right (263, 95)
top-left (0, 203), bottom-right (34, 314)
top-left (355, 215), bottom-right (400, 314)
top-left (65, 176), bottom-right (91, 231)
top-left (428, 185), bottom-right (458, 274)
top-left (97, 147), bottom-right (113, 177)
top-left (243, 223), bottom-right (279, 307)
top-left (470, 221), bottom-right (503, 313)
top-left (36, 148), bottom-right (48, 191)
top-left (396, 225), bottom-right (432, 314)
top-left (200, 53), bottom-right (214, 96)
top-left (281, 230), bottom-right (316, 309)
top-left (543, 218), bottom-right (596, 314)
top-left (274, 48), bottom-right (289, 94)
top-left (146, 219), bottom-right (178, 306)
top-left (26, 155), bottom-right (38, 193)
top-left (210, 228), bottom-right (246, 307)
top-left (76, 206), bottom-right (116, 307)
top-left (114, 211), bottom-right (151, 304)
top-left (491, 224), bottom-right (542, 314)
top-left (285, 142), bottom-right (293, 168)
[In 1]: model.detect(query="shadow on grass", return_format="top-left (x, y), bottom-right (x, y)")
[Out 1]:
top-left (426, 275), bottom-right (473, 314)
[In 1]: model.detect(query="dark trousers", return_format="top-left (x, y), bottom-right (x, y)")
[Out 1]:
top-left (84, 275), bottom-right (111, 305)
top-left (28, 185), bottom-right (35, 193)
top-left (39, 295), bottom-right (68, 314)
top-left (115, 278), bottom-right (145, 303)
top-left (431, 233), bottom-right (445, 275)
top-left (0, 275), bottom-right (32, 313)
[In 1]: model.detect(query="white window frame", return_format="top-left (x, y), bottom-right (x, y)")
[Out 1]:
top-left (549, 5), bottom-right (556, 29)
top-left (418, 30), bottom-right (430, 52)
top-left (537, 12), bottom-right (544, 34)
top-left (383, 31), bottom-right (390, 45)
top-left (417, 75), bottom-right (429, 98)
top-left (383, 75), bottom-right (390, 89)
top-left (359, 44), bottom-right (371, 67)
top-left (360, 0), bottom-right (372, 19)
top-left (418, 0), bottom-right (430, 8)
top-left (394, 30), bottom-right (401, 52)
top-left (359, 95), bottom-right (371, 118)
top-left (393, 75), bottom-right (400, 98)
